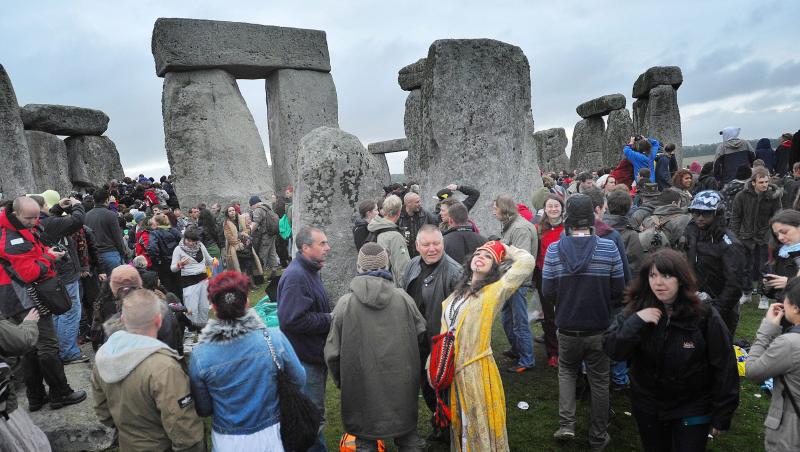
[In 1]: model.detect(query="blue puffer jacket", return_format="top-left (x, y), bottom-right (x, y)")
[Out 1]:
top-left (189, 311), bottom-right (306, 435)
top-left (623, 138), bottom-right (661, 184)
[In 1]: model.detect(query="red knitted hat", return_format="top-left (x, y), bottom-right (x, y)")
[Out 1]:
top-left (475, 240), bottom-right (506, 264)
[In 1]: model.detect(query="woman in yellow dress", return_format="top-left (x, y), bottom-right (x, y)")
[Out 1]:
top-left (440, 240), bottom-right (535, 451)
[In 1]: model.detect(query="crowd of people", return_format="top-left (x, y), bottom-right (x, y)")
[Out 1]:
top-left (1, 127), bottom-right (800, 452)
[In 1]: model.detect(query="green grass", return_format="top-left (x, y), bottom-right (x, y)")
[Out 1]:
top-left (241, 289), bottom-right (771, 451)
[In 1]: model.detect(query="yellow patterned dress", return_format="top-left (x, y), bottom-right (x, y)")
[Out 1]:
top-left (440, 246), bottom-right (535, 452)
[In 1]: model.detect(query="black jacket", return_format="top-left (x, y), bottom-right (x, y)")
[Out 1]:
top-left (730, 181), bottom-right (782, 245)
top-left (684, 221), bottom-right (745, 331)
top-left (84, 204), bottom-right (126, 255)
top-left (39, 204), bottom-right (85, 284)
top-left (442, 225), bottom-right (486, 266)
top-left (147, 227), bottom-right (182, 265)
top-left (692, 174), bottom-right (720, 195)
top-left (402, 254), bottom-right (463, 340)
top-left (763, 250), bottom-right (800, 301)
top-left (654, 153), bottom-right (677, 190)
top-left (603, 304), bottom-right (739, 430)
top-left (713, 139), bottom-right (755, 185)
top-left (352, 218), bottom-right (369, 252)
top-left (397, 208), bottom-right (438, 258)
top-left (434, 185), bottom-right (481, 222)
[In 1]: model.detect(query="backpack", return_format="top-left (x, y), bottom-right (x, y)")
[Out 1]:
top-left (256, 206), bottom-right (280, 236)
top-left (152, 229), bottom-right (180, 264)
top-left (363, 227), bottom-right (395, 245)
top-left (639, 214), bottom-right (681, 253)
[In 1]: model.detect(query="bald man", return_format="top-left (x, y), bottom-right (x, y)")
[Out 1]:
top-left (397, 192), bottom-right (438, 258)
top-left (0, 196), bottom-right (86, 411)
top-left (92, 289), bottom-right (205, 452)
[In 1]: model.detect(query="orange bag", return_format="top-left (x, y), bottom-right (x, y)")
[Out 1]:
top-left (339, 433), bottom-right (385, 451)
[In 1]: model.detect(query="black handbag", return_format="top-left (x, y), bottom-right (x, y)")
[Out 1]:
top-left (0, 257), bottom-right (72, 316)
top-left (263, 330), bottom-right (322, 451)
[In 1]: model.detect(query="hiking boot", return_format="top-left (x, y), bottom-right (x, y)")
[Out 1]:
top-left (506, 365), bottom-right (535, 374)
top-left (553, 427), bottom-right (575, 440)
top-left (50, 390), bottom-right (87, 409)
top-left (758, 295), bottom-right (770, 310)
top-left (739, 293), bottom-right (751, 305)
top-left (502, 349), bottom-right (519, 360)
top-left (63, 354), bottom-right (90, 365)
top-left (28, 396), bottom-right (49, 412)
top-left (547, 355), bottom-right (559, 368)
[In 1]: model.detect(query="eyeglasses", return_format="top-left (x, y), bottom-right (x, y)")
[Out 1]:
top-left (690, 211), bottom-right (715, 218)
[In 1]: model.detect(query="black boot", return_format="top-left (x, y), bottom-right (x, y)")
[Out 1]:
top-left (28, 395), bottom-right (49, 412)
top-left (50, 390), bottom-right (87, 409)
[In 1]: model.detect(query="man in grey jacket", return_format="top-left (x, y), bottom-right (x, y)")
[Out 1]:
top-left (402, 225), bottom-right (462, 442)
top-left (495, 194), bottom-right (538, 373)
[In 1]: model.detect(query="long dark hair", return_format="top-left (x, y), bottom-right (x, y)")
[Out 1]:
top-left (453, 254), bottom-right (503, 299)
top-left (768, 209), bottom-right (800, 255)
top-left (198, 208), bottom-right (218, 242)
top-left (623, 249), bottom-right (705, 321)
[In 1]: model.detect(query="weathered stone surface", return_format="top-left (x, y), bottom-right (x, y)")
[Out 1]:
top-left (603, 109), bottom-right (635, 168)
top-left (372, 153), bottom-right (392, 186)
top-left (162, 69), bottom-right (273, 208)
top-left (632, 66), bottom-right (683, 98)
top-left (25, 131), bottom-right (73, 195)
top-left (398, 58), bottom-right (426, 91)
top-left (632, 98), bottom-right (649, 135)
top-left (0, 64), bottom-right (36, 200)
top-left (293, 126), bottom-right (385, 300)
top-left (21, 104), bottom-right (109, 136)
top-left (402, 90), bottom-right (422, 178)
top-left (533, 128), bottom-right (570, 173)
top-left (152, 18), bottom-right (331, 78)
top-left (63, 136), bottom-right (125, 187)
top-left (18, 345), bottom-right (115, 451)
top-left (266, 69), bottom-right (338, 192)
top-left (367, 138), bottom-right (408, 154)
top-left (412, 39), bottom-right (542, 232)
top-left (646, 84), bottom-right (683, 165)
top-left (570, 117), bottom-right (606, 171)
top-left (576, 93), bottom-right (626, 119)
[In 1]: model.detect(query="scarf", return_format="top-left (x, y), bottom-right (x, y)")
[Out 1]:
top-left (180, 241), bottom-right (201, 261)
top-left (778, 242), bottom-right (800, 258)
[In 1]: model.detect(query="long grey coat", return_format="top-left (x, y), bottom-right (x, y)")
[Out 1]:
top-left (325, 273), bottom-right (426, 440)
top-left (745, 319), bottom-right (800, 451)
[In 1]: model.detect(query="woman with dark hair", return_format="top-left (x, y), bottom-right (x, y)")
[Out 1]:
top-left (171, 226), bottom-right (213, 333)
top-left (669, 169), bottom-right (694, 208)
top-left (762, 210), bottom-right (800, 303)
top-left (197, 208), bottom-right (221, 260)
top-left (439, 241), bottom-right (534, 450)
top-left (745, 277), bottom-right (800, 451)
top-left (603, 249), bottom-right (739, 452)
top-left (533, 195), bottom-right (564, 367)
top-left (189, 271), bottom-right (306, 451)
top-left (223, 204), bottom-right (263, 279)
top-left (692, 162), bottom-right (720, 195)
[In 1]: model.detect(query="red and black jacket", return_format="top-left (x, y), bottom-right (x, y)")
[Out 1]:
top-left (0, 210), bottom-right (56, 317)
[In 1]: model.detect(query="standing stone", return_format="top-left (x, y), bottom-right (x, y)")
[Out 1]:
top-left (603, 109), bottom-right (635, 168)
top-left (402, 89), bottom-right (422, 179)
top-left (398, 58), bottom-right (426, 91)
top-left (266, 69), bottom-right (338, 192)
top-left (570, 117), bottom-right (605, 172)
top-left (162, 69), bottom-right (273, 208)
top-left (646, 85), bottom-right (683, 165)
top-left (368, 139), bottom-right (406, 186)
top-left (66, 138), bottom-right (92, 188)
top-left (25, 131), bottom-right (73, 195)
top-left (152, 18), bottom-right (331, 78)
top-left (293, 126), bottom-right (384, 300)
top-left (632, 98), bottom-right (649, 135)
top-left (371, 153), bottom-right (391, 186)
top-left (63, 136), bottom-right (125, 186)
top-left (0, 64), bottom-right (36, 200)
top-left (412, 39), bottom-right (542, 232)
top-left (632, 66), bottom-right (683, 99)
top-left (575, 94), bottom-right (626, 119)
top-left (533, 128), bottom-right (570, 173)
top-left (21, 104), bottom-right (109, 136)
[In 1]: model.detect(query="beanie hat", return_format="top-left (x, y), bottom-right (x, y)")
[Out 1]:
top-left (109, 265), bottom-right (143, 297)
top-left (357, 242), bottom-right (389, 272)
top-left (564, 194), bottom-right (595, 230)
top-left (735, 165), bottom-right (752, 181)
top-left (249, 195), bottom-right (261, 206)
top-left (475, 240), bottom-right (506, 264)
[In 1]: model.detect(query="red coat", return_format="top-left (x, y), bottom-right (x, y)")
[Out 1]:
top-left (611, 159), bottom-right (635, 188)
top-left (535, 223), bottom-right (564, 269)
top-left (135, 229), bottom-right (153, 268)
top-left (0, 210), bottom-right (57, 316)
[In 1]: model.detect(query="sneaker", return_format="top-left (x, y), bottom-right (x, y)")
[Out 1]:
top-left (758, 295), bottom-right (770, 310)
top-left (502, 349), bottom-right (519, 360)
top-left (739, 293), bottom-right (751, 305)
top-left (548, 356), bottom-right (559, 368)
top-left (50, 390), bottom-right (87, 409)
top-left (506, 365), bottom-right (535, 374)
top-left (63, 354), bottom-right (90, 365)
top-left (553, 427), bottom-right (575, 440)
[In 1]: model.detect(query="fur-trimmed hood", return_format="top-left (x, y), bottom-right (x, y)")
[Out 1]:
top-left (198, 309), bottom-right (265, 343)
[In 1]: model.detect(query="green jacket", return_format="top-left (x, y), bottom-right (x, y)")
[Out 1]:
top-left (500, 215), bottom-right (538, 257)
top-left (367, 216), bottom-right (410, 287)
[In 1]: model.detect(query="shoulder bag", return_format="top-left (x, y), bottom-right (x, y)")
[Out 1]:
top-left (263, 330), bottom-right (321, 451)
top-left (0, 257), bottom-right (71, 316)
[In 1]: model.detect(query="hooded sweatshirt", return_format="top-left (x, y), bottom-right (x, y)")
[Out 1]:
top-left (541, 234), bottom-right (625, 331)
top-left (325, 272), bottom-right (426, 439)
top-left (91, 330), bottom-right (204, 452)
top-left (713, 127), bottom-right (756, 184)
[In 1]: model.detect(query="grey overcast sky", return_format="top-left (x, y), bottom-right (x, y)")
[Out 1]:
top-left (2, 0), bottom-right (799, 177)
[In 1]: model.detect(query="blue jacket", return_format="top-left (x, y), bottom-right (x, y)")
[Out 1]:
top-left (623, 138), bottom-right (661, 184)
top-left (189, 312), bottom-right (306, 435)
top-left (654, 153), bottom-right (677, 190)
top-left (754, 138), bottom-right (775, 173)
top-left (277, 252), bottom-right (332, 364)
top-left (542, 234), bottom-right (625, 331)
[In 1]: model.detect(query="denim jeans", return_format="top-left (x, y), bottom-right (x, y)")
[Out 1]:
top-left (301, 361), bottom-right (328, 452)
top-left (611, 360), bottom-right (629, 385)
top-left (53, 279), bottom-right (82, 361)
top-left (98, 250), bottom-right (123, 275)
top-left (501, 286), bottom-right (535, 367)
